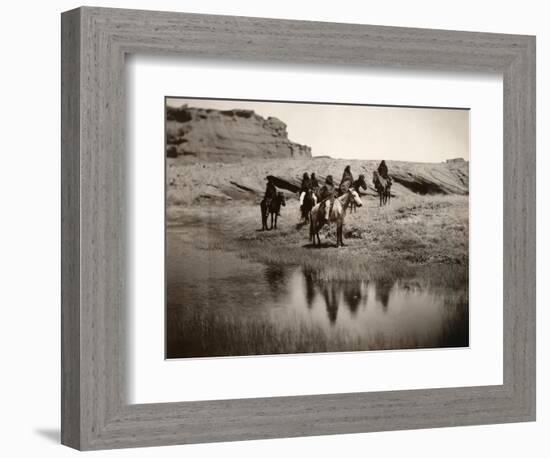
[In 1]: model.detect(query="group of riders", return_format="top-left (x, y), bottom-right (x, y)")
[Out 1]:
top-left (263, 160), bottom-right (392, 224)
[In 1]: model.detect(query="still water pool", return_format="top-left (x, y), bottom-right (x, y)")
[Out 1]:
top-left (166, 232), bottom-right (468, 358)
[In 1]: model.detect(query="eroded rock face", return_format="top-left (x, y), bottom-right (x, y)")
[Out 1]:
top-left (166, 105), bottom-right (312, 162)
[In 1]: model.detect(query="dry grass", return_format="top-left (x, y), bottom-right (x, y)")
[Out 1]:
top-left (168, 194), bottom-right (469, 285)
top-left (166, 297), bottom-right (468, 358)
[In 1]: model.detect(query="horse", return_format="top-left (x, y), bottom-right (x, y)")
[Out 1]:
top-left (300, 188), bottom-right (317, 222)
top-left (349, 175), bottom-right (368, 213)
top-left (373, 171), bottom-right (392, 206)
top-left (261, 192), bottom-right (286, 230)
top-left (309, 188), bottom-right (363, 247)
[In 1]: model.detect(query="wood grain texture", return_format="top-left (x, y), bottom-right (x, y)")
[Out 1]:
top-left (61, 6), bottom-right (536, 450)
top-left (60, 7), bottom-right (81, 450)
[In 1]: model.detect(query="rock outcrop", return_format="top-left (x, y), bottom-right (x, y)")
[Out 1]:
top-left (166, 105), bottom-right (312, 162)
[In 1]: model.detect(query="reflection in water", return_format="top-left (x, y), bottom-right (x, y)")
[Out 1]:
top-left (167, 233), bottom-right (469, 357)
top-left (343, 283), bottom-right (364, 315)
top-left (264, 264), bottom-right (287, 298)
top-left (312, 280), bottom-right (368, 323)
top-left (321, 283), bottom-right (340, 324)
top-left (375, 279), bottom-right (393, 310)
top-left (301, 271), bottom-right (369, 323)
top-left (304, 271), bottom-right (316, 309)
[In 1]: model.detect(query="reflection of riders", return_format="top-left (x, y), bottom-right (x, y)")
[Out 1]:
top-left (299, 172), bottom-right (311, 206)
top-left (319, 175), bottom-right (336, 222)
top-left (339, 165), bottom-right (354, 194)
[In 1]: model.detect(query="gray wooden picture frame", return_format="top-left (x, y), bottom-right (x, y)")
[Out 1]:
top-left (61, 6), bottom-right (536, 451)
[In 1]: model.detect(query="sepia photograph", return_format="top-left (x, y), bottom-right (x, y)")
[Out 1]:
top-left (165, 97), bottom-right (470, 359)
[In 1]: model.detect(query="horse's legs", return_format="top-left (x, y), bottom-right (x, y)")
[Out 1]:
top-left (337, 223), bottom-right (344, 247)
top-left (313, 222), bottom-right (320, 246)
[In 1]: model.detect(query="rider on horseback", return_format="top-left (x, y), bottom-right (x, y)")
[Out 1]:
top-left (378, 160), bottom-right (388, 178)
top-left (377, 160), bottom-right (391, 182)
top-left (264, 176), bottom-right (279, 216)
top-left (339, 165), bottom-right (354, 194)
top-left (374, 161), bottom-right (392, 190)
top-left (299, 172), bottom-right (311, 206)
top-left (353, 174), bottom-right (367, 192)
top-left (319, 175), bottom-right (336, 223)
top-left (264, 176), bottom-right (277, 200)
top-left (310, 173), bottom-right (319, 192)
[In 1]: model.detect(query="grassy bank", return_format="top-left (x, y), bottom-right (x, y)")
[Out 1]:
top-left (167, 194), bottom-right (469, 285)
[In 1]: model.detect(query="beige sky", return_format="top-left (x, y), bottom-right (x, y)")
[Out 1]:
top-left (166, 97), bottom-right (469, 163)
